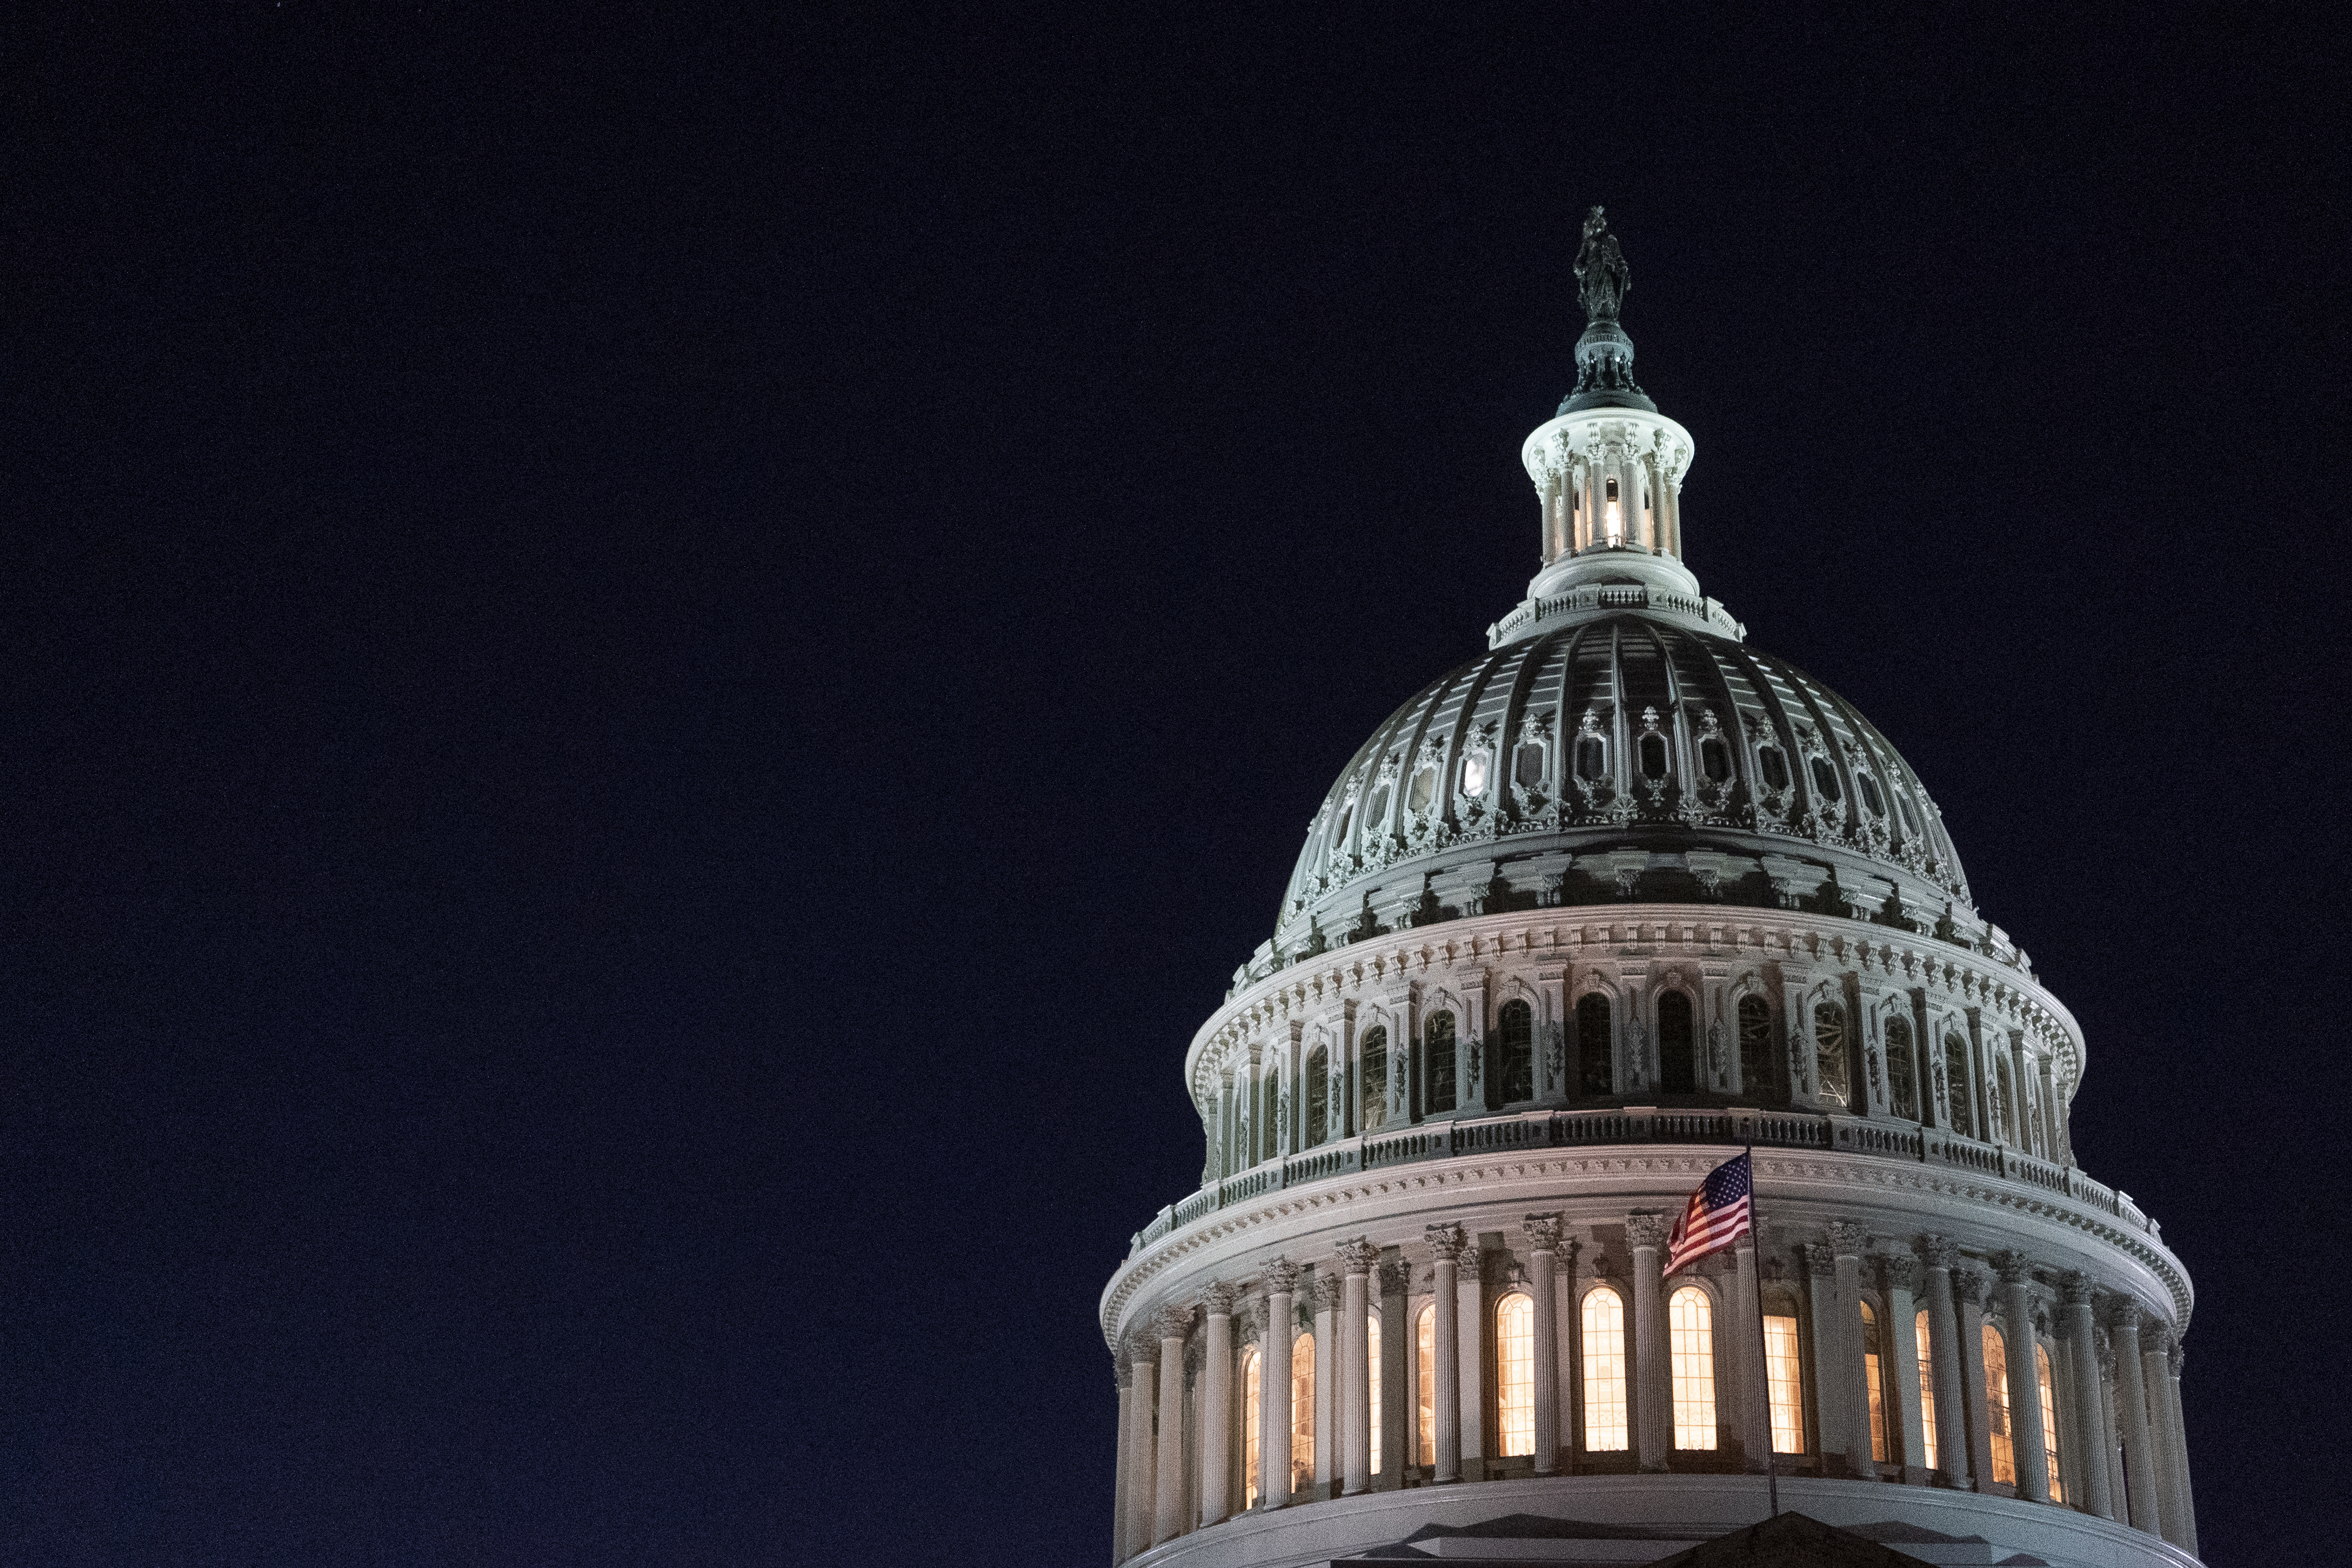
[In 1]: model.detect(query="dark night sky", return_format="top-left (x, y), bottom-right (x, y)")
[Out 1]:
top-left (4, 6), bottom-right (2348, 1565)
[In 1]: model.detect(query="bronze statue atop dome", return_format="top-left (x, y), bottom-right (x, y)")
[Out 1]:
top-left (1575, 205), bottom-right (1631, 323)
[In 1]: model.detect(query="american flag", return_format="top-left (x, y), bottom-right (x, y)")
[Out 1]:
top-left (1665, 1152), bottom-right (1753, 1275)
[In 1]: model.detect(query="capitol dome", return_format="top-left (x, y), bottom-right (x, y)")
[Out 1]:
top-left (1101, 212), bottom-right (2199, 1568)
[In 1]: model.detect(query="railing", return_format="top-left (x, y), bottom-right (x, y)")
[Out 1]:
top-left (1130, 1108), bottom-right (2149, 1257)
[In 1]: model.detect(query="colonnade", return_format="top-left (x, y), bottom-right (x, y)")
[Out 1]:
top-left (1111, 1222), bottom-right (2196, 1563)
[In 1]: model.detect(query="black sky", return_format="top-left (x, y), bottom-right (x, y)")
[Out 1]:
top-left (4, 6), bottom-right (2348, 1566)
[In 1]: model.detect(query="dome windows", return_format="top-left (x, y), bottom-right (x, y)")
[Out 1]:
top-left (1360, 1027), bottom-right (1388, 1132)
top-left (1576, 735), bottom-right (1608, 782)
top-left (1700, 735), bottom-right (1732, 784)
top-left (1943, 1031), bottom-right (1976, 1139)
top-left (1670, 1286), bottom-right (1718, 1450)
top-left (1896, 793), bottom-right (1921, 835)
top-left (1407, 761), bottom-right (1437, 815)
top-left (1460, 751), bottom-right (1490, 798)
top-left (1581, 1285), bottom-right (1630, 1452)
top-left (1658, 989), bottom-right (1696, 1094)
top-left (1757, 744), bottom-right (1790, 792)
top-left (1809, 755), bottom-right (1842, 803)
top-left (1857, 773), bottom-right (1886, 818)
top-left (1305, 1045), bottom-right (1329, 1145)
top-left (1738, 995), bottom-right (1775, 1102)
top-left (1813, 1001), bottom-right (1851, 1108)
top-left (1886, 1015), bottom-right (1920, 1121)
top-left (1496, 1292), bottom-right (1535, 1457)
top-left (1515, 739), bottom-right (1546, 790)
top-left (1576, 992), bottom-right (1613, 1096)
top-left (1497, 999), bottom-right (1535, 1104)
top-left (1425, 1012), bottom-right (1458, 1114)
top-left (1639, 732), bottom-right (1669, 782)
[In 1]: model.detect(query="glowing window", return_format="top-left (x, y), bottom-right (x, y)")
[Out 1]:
top-left (1809, 755), bottom-right (1842, 803)
top-left (1945, 1033), bottom-right (1976, 1139)
top-left (1581, 1285), bottom-right (1629, 1452)
top-left (1701, 735), bottom-right (1732, 783)
top-left (1757, 744), bottom-right (1790, 791)
top-left (1857, 773), bottom-right (1886, 818)
top-left (1461, 751), bottom-right (1489, 798)
top-left (1763, 1313), bottom-right (1806, 1454)
top-left (1497, 999), bottom-right (1534, 1104)
top-left (1982, 1324), bottom-right (2016, 1485)
top-left (1515, 741), bottom-right (1545, 789)
top-left (1360, 1027), bottom-right (1388, 1134)
top-left (1306, 1047), bottom-right (1329, 1146)
top-left (1886, 1016), bottom-right (1919, 1121)
top-left (1576, 993), bottom-right (1613, 1097)
top-left (1243, 1347), bottom-right (1261, 1507)
top-left (2037, 1343), bottom-right (2064, 1503)
top-left (1415, 1304), bottom-right (1435, 1467)
top-left (1658, 989), bottom-right (1696, 1094)
top-left (1861, 1302), bottom-right (1889, 1463)
top-left (1576, 735), bottom-right (1607, 781)
top-left (1425, 1012), bottom-right (1457, 1114)
top-left (1292, 1333), bottom-right (1316, 1492)
top-left (1738, 995), bottom-right (1773, 1099)
top-left (1813, 1001), bottom-right (1850, 1109)
top-left (1407, 765), bottom-right (1435, 814)
top-left (1368, 783), bottom-right (1390, 829)
top-left (1496, 1293), bottom-right (1535, 1457)
top-left (1639, 731), bottom-right (1669, 781)
top-left (1669, 1286), bottom-right (1718, 1449)
top-left (1915, 1309), bottom-right (1937, 1472)
top-left (1368, 1312), bottom-right (1382, 1477)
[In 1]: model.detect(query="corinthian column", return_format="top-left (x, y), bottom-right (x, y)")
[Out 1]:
top-left (1882, 1254), bottom-right (1925, 1476)
top-left (1336, 1239), bottom-right (1381, 1496)
top-left (1628, 1212), bottom-right (1673, 1471)
top-left (1920, 1238), bottom-right (1972, 1489)
top-left (1125, 1333), bottom-right (1159, 1550)
top-left (2165, 1341), bottom-right (2199, 1557)
top-left (1993, 1255), bottom-right (2049, 1503)
top-left (1953, 1268), bottom-right (1994, 1491)
top-left (2141, 1326), bottom-right (2184, 1546)
top-left (1262, 1260), bottom-right (1301, 1509)
top-left (1425, 1224), bottom-right (1466, 1483)
top-left (1802, 1242), bottom-right (1850, 1469)
top-left (1524, 1215), bottom-right (1564, 1473)
top-left (2107, 1299), bottom-right (2160, 1533)
top-left (1153, 1303), bottom-right (1193, 1545)
top-left (1199, 1283), bottom-right (1239, 1527)
top-left (1829, 1222), bottom-right (1877, 1477)
top-left (1112, 1359), bottom-right (1133, 1563)
top-left (2059, 1273), bottom-right (2114, 1520)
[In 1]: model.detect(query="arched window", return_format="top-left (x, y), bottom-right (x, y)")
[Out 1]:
top-left (1367, 1312), bottom-right (1382, 1477)
top-left (1515, 740), bottom-right (1545, 790)
top-left (1576, 993), bottom-right (1613, 1097)
top-left (1914, 1310), bottom-right (1937, 1471)
top-left (1425, 1012), bottom-right (1458, 1114)
top-left (1581, 1285), bottom-right (1629, 1452)
top-left (1242, 1346), bottom-right (1262, 1507)
top-left (1669, 1286), bottom-right (1718, 1450)
top-left (1292, 1333), bottom-right (1316, 1492)
top-left (1809, 754), bottom-right (1843, 803)
top-left (1886, 1016), bottom-right (1919, 1121)
top-left (1738, 995), bottom-right (1773, 1101)
top-left (2036, 1343), bottom-right (2064, 1503)
top-left (1813, 1001), bottom-right (1851, 1109)
top-left (1762, 1303), bottom-right (1806, 1454)
top-left (1944, 1032), bottom-right (1976, 1139)
top-left (1860, 1302), bottom-right (1890, 1463)
top-left (1497, 999), bottom-right (1534, 1105)
top-left (1496, 1292), bottom-right (1535, 1457)
top-left (1576, 734), bottom-right (1608, 781)
top-left (1415, 1304), bottom-right (1435, 1467)
top-left (1639, 731), bottom-right (1669, 781)
top-left (1982, 1323), bottom-right (2016, 1485)
top-left (1658, 990), bottom-right (1696, 1094)
top-left (1757, 744), bottom-right (1790, 791)
top-left (1360, 1027), bottom-right (1388, 1134)
top-left (1305, 1047), bottom-right (1329, 1146)
top-left (1700, 735), bottom-right (1732, 784)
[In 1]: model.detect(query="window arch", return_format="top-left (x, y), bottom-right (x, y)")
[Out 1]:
top-left (1292, 1332), bottom-right (1317, 1492)
top-left (1982, 1323), bottom-right (2016, 1485)
top-left (1496, 1292), bottom-right (1535, 1457)
top-left (1737, 994), bottom-right (1774, 1101)
top-left (1914, 1310), bottom-right (1937, 1471)
top-left (1813, 1001), bottom-right (1852, 1109)
top-left (1425, 1012), bottom-right (1458, 1114)
top-left (1360, 1027), bottom-right (1388, 1134)
top-left (1658, 989), bottom-right (1697, 1094)
top-left (1860, 1301), bottom-right (1889, 1463)
top-left (1415, 1304), bottom-right (1436, 1467)
top-left (1944, 1032), bottom-right (1976, 1139)
top-left (1497, 999), bottom-right (1534, 1105)
top-left (1242, 1346), bottom-right (1262, 1507)
top-left (1576, 993), bottom-right (1613, 1097)
top-left (1305, 1045), bottom-right (1329, 1146)
top-left (1580, 1285), bottom-right (1629, 1452)
top-left (1886, 1015), bottom-right (1919, 1121)
top-left (1669, 1285), bottom-right (1718, 1449)
top-left (2035, 1343), bottom-right (2064, 1503)
top-left (1762, 1298), bottom-right (1805, 1454)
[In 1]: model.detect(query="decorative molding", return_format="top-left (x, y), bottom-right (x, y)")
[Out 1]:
top-left (1152, 1301), bottom-right (1194, 1341)
top-left (1920, 1233), bottom-right (1960, 1272)
top-left (1803, 1242), bottom-right (1838, 1279)
top-left (1200, 1280), bottom-right (1242, 1316)
top-left (1424, 1222), bottom-right (1469, 1263)
top-left (1826, 1219), bottom-right (1869, 1256)
top-left (1880, 1253), bottom-right (1917, 1292)
top-left (1626, 1212), bottom-right (1672, 1249)
top-left (1335, 1238), bottom-right (1381, 1276)
top-left (1262, 1256), bottom-right (1304, 1294)
top-left (1522, 1212), bottom-right (1566, 1252)
top-left (2058, 1269), bottom-right (2092, 1308)
top-left (1992, 1249), bottom-right (2033, 1285)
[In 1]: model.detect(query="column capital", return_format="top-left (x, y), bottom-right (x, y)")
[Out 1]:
top-left (1379, 1256), bottom-right (1411, 1295)
top-left (1128, 1330), bottom-right (1160, 1366)
top-left (1313, 1268), bottom-right (1344, 1309)
top-left (1115, 1356), bottom-right (1132, 1390)
top-left (1262, 1256), bottom-right (1305, 1293)
top-left (1522, 1212), bottom-right (1566, 1252)
top-left (1993, 1249), bottom-right (2034, 1285)
top-left (1802, 1241), bottom-right (1837, 1278)
top-left (2169, 1342), bottom-right (2186, 1378)
top-left (1201, 1280), bottom-right (1242, 1316)
top-left (1919, 1233), bottom-right (1960, 1271)
top-left (1335, 1237), bottom-right (1381, 1276)
top-left (1626, 1211), bottom-right (1672, 1251)
top-left (1880, 1252), bottom-right (1918, 1292)
top-left (2058, 1269), bottom-right (2093, 1307)
top-left (1826, 1219), bottom-right (1870, 1257)
top-left (1951, 1266), bottom-right (1987, 1305)
top-left (2107, 1296), bottom-right (2143, 1333)
top-left (1152, 1302), bottom-right (1195, 1342)
top-left (1424, 1221), bottom-right (1469, 1263)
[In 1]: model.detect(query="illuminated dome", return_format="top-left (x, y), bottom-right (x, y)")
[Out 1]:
top-left (1101, 211), bottom-right (2201, 1568)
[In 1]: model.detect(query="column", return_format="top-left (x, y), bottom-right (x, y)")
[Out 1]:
top-left (1313, 1272), bottom-right (1336, 1497)
top-left (1953, 1268), bottom-right (1994, 1492)
top-left (2059, 1273), bottom-right (2114, 1520)
top-left (1113, 1360), bottom-right (1133, 1563)
top-left (1524, 1215), bottom-right (1563, 1473)
top-left (1993, 1255), bottom-right (2049, 1502)
top-left (1262, 1260), bottom-right (1301, 1509)
top-left (1920, 1238), bottom-right (1972, 1489)
top-left (1733, 1239), bottom-right (1770, 1471)
top-left (1154, 1304), bottom-right (1192, 1546)
top-left (1426, 1224), bottom-right (1465, 1483)
top-left (1337, 1239), bottom-right (1379, 1496)
top-left (1628, 1213), bottom-right (1672, 1472)
top-left (2108, 1300), bottom-right (2160, 1533)
top-left (1829, 1222), bottom-right (1877, 1477)
top-left (1800, 1243), bottom-right (1850, 1469)
top-left (1883, 1255), bottom-right (1925, 1477)
top-left (2164, 1342), bottom-right (2200, 1556)
top-left (1555, 1243), bottom-right (1581, 1463)
top-left (1457, 1236), bottom-right (1486, 1481)
top-left (1199, 1283), bottom-right (1238, 1527)
top-left (1379, 1253), bottom-right (1409, 1492)
top-left (2099, 1345), bottom-right (2128, 1520)
top-left (2140, 1326), bottom-right (2184, 1545)
top-left (1125, 1335), bottom-right (1159, 1550)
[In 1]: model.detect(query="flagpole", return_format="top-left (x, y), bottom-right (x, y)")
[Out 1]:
top-left (1745, 1142), bottom-right (1779, 1518)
